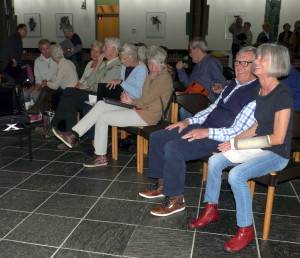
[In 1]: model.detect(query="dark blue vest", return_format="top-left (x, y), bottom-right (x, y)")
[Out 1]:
top-left (202, 79), bottom-right (259, 128)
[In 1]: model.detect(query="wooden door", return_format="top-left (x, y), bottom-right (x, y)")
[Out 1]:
top-left (96, 5), bottom-right (119, 42)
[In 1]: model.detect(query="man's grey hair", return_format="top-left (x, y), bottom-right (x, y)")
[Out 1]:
top-left (104, 37), bottom-right (121, 53)
top-left (256, 43), bottom-right (290, 78)
top-left (189, 37), bottom-right (208, 52)
top-left (63, 25), bottom-right (73, 33)
top-left (237, 46), bottom-right (257, 57)
top-left (49, 44), bottom-right (64, 61)
top-left (147, 45), bottom-right (167, 66)
top-left (119, 43), bottom-right (138, 60)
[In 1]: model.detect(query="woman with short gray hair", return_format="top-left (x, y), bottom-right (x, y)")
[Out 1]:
top-left (106, 42), bottom-right (148, 99)
top-left (189, 43), bottom-right (293, 252)
top-left (52, 45), bottom-right (173, 168)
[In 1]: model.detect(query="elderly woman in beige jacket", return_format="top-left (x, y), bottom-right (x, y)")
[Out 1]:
top-left (53, 45), bottom-right (173, 167)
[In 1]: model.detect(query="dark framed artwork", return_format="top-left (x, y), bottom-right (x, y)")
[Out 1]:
top-left (55, 13), bottom-right (73, 37)
top-left (24, 13), bottom-right (41, 37)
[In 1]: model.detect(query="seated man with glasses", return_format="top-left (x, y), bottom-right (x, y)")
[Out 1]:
top-left (139, 46), bottom-right (259, 217)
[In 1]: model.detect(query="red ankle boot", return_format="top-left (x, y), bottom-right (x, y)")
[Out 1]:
top-left (188, 203), bottom-right (219, 229)
top-left (224, 225), bottom-right (254, 252)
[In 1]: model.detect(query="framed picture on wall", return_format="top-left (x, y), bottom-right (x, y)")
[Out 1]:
top-left (24, 13), bottom-right (41, 37)
top-left (225, 12), bottom-right (246, 40)
top-left (55, 13), bottom-right (73, 37)
top-left (146, 12), bottom-right (166, 38)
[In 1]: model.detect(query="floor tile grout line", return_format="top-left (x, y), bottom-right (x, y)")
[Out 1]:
top-left (0, 149), bottom-right (87, 242)
top-left (0, 146), bottom-right (74, 199)
top-left (3, 238), bottom-right (130, 257)
top-left (289, 181), bottom-right (300, 202)
top-left (252, 216), bottom-right (262, 258)
top-left (50, 154), bottom-right (136, 258)
top-left (190, 176), bottom-right (205, 258)
top-left (1, 189), bottom-right (300, 218)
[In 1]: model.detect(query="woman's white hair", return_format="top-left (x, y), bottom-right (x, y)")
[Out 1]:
top-left (49, 44), bottom-right (64, 61)
top-left (256, 43), bottom-right (290, 78)
top-left (147, 45), bottom-right (167, 66)
top-left (119, 43), bottom-right (138, 60)
top-left (104, 37), bottom-right (121, 53)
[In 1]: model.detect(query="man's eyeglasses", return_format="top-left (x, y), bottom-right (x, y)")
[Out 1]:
top-left (234, 60), bottom-right (254, 67)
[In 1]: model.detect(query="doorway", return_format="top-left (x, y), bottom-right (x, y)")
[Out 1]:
top-left (96, 4), bottom-right (119, 41)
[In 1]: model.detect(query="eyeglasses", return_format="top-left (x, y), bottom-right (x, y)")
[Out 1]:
top-left (234, 60), bottom-right (254, 67)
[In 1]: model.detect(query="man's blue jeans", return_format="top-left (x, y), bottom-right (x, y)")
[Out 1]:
top-left (204, 151), bottom-right (289, 227)
top-left (148, 125), bottom-right (220, 196)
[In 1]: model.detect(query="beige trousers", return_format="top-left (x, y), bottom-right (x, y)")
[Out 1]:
top-left (72, 101), bottom-right (147, 155)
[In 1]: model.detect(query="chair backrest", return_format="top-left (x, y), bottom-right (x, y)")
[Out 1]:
top-left (175, 93), bottom-right (210, 115)
top-left (159, 90), bottom-right (175, 122)
top-left (292, 111), bottom-right (300, 138)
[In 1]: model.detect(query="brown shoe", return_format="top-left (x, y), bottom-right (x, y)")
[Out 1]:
top-left (83, 155), bottom-right (108, 168)
top-left (150, 196), bottom-right (185, 217)
top-left (52, 128), bottom-right (78, 148)
top-left (139, 179), bottom-right (164, 199)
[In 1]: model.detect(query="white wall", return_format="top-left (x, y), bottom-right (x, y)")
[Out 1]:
top-left (14, 0), bottom-right (300, 51)
top-left (14, 0), bottom-right (96, 48)
top-left (279, 0), bottom-right (300, 32)
top-left (206, 0), bottom-right (265, 51)
top-left (119, 0), bottom-right (190, 49)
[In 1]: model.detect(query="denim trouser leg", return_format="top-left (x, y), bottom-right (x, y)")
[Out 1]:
top-left (204, 153), bottom-right (235, 204)
top-left (148, 125), bottom-right (219, 196)
top-left (227, 151), bottom-right (289, 227)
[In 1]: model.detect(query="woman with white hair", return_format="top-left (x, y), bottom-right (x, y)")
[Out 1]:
top-left (28, 44), bottom-right (78, 114)
top-left (106, 43), bottom-right (148, 99)
top-left (52, 46), bottom-right (173, 167)
top-left (51, 41), bottom-right (104, 133)
top-left (189, 44), bottom-right (293, 252)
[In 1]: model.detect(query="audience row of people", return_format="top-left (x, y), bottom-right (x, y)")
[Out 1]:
top-left (0, 23), bottom-right (299, 254)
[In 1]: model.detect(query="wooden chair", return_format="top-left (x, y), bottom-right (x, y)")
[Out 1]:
top-left (111, 93), bottom-right (210, 173)
top-left (111, 92), bottom-right (176, 173)
top-left (202, 111), bottom-right (300, 240)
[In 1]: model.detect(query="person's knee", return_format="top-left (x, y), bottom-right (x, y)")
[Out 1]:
top-left (228, 169), bottom-right (240, 186)
top-left (150, 129), bottom-right (169, 143)
top-left (164, 140), bottom-right (182, 157)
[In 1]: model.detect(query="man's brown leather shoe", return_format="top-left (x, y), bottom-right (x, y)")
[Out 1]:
top-left (188, 203), bottom-right (219, 229)
top-left (224, 225), bottom-right (254, 252)
top-left (139, 179), bottom-right (164, 199)
top-left (52, 128), bottom-right (78, 148)
top-left (150, 195), bottom-right (185, 217)
top-left (83, 155), bottom-right (108, 168)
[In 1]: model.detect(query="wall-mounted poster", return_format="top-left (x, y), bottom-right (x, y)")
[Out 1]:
top-left (146, 12), bottom-right (166, 38)
top-left (55, 13), bottom-right (73, 37)
top-left (24, 13), bottom-right (41, 37)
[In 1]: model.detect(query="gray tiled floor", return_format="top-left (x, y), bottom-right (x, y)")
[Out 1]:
top-left (0, 133), bottom-right (299, 257)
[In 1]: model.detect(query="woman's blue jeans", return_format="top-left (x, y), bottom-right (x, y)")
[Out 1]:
top-left (204, 151), bottom-right (289, 227)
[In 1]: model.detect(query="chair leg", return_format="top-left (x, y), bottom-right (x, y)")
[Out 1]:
top-left (262, 185), bottom-right (275, 240)
top-left (248, 180), bottom-right (256, 197)
top-left (137, 135), bottom-right (144, 173)
top-left (171, 102), bottom-right (178, 123)
top-left (294, 152), bottom-right (300, 162)
top-left (143, 139), bottom-right (148, 155)
top-left (111, 126), bottom-right (118, 160)
top-left (202, 161), bottom-right (208, 183)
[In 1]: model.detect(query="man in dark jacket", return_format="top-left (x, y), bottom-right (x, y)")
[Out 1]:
top-left (0, 24), bottom-right (27, 82)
